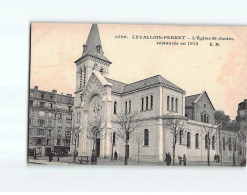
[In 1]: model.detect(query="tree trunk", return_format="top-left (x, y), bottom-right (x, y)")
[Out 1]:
top-left (207, 146), bottom-right (210, 166)
top-left (233, 149), bottom-right (235, 166)
top-left (124, 143), bottom-right (128, 165)
top-left (173, 142), bottom-right (176, 166)
top-left (73, 140), bottom-right (77, 162)
top-left (138, 144), bottom-right (140, 164)
top-left (34, 147), bottom-right (36, 159)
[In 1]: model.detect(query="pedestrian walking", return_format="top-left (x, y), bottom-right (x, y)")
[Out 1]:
top-left (178, 155), bottom-right (182, 165)
top-left (91, 150), bottom-right (97, 165)
top-left (114, 151), bottom-right (118, 160)
top-left (183, 154), bottom-right (187, 166)
top-left (49, 152), bottom-right (53, 162)
top-left (217, 154), bottom-right (220, 163)
top-left (214, 154), bottom-right (217, 163)
top-left (167, 153), bottom-right (172, 166)
top-left (164, 153), bottom-right (168, 166)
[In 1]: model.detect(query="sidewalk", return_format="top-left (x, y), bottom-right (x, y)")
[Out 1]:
top-left (28, 156), bottom-right (240, 166)
top-left (28, 159), bottom-right (71, 165)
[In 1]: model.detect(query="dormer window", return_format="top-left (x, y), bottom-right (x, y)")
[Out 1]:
top-left (96, 45), bottom-right (101, 54)
top-left (83, 44), bottom-right (87, 53)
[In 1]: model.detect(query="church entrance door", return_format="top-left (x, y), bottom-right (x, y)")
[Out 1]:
top-left (96, 138), bottom-right (100, 157)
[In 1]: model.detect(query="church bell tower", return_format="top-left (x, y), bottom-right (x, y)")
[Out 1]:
top-left (74, 24), bottom-right (111, 93)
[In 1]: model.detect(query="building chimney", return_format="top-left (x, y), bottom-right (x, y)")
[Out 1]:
top-left (52, 90), bottom-right (57, 94)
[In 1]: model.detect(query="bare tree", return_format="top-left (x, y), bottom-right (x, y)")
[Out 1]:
top-left (116, 111), bottom-right (143, 165)
top-left (71, 128), bottom-right (82, 162)
top-left (135, 131), bottom-right (144, 164)
top-left (201, 125), bottom-right (216, 166)
top-left (85, 116), bottom-right (107, 164)
top-left (166, 118), bottom-right (186, 166)
top-left (109, 132), bottom-right (115, 161)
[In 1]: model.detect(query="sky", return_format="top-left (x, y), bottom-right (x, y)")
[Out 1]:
top-left (30, 23), bottom-right (247, 119)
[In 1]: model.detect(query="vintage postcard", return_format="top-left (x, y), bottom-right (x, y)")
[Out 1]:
top-left (28, 23), bottom-right (246, 166)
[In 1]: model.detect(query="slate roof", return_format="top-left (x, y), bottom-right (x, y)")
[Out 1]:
top-left (106, 75), bottom-right (184, 94)
top-left (185, 91), bottom-right (215, 110)
top-left (105, 78), bottom-right (126, 93)
top-left (185, 94), bottom-right (200, 107)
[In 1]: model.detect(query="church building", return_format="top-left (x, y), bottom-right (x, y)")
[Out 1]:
top-left (72, 24), bottom-right (218, 162)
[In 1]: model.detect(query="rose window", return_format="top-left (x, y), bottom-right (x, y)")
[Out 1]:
top-left (93, 101), bottom-right (101, 116)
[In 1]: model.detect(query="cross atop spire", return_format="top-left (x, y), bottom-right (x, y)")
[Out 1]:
top-left (75, 24), bottom-right (111, 64)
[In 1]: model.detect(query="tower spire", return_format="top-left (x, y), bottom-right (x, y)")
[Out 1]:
top-left (76, 23), bottom-right (111, 64)
top-left (85, 24), bottom-right (102, 54)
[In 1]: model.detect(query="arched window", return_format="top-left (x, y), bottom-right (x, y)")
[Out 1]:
top-left (171, 97), bottom-right (174, 111)
top-left (129, 100), bottom-right (131, 113)
top-left (146, 96), bottom-right (148, 110)
top-left (187, 132), bottom-right (191, 148)
top-left (195, 133), bottom-right (199, 149)
top-left (150, 95), bottom-right (153, 110)
top-left (114, 101), bottom-right (117, 114)
top-left (141, 97), bottom-right (144, 111)
top-left (144, 129), bottom-right (149, 146)
top-left (167, 96), bottom-right (170, 111)
top-left (228, 137), bottom-right (232, 151)
top-left (113, 132), bottom-right (116, 146)
top-left (205, 134), bottom-right (208, 149)
top-left (201, 115), bottom-right (203, 122)
top-left (204, 114), bottom-right (207, 123)
top-left (83, 66), bottom-right (86, 87)
top-left (125, 101), bottom-right (127, 114)
top-left (175, 98), bottom-right (178, 112)
top-left (179, 130), bottom-right (183, 144)
top-left (96, 45), bottom-right (101, 54)
top-left (223, 138), bottom-right (225, 151)
top-left (207, 116), bottom-right (209, 123)
top-left (212, 135), bottom-right (215, 150)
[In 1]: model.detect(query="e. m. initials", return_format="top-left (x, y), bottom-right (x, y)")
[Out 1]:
top-left (210, 37), bottom-right (220, 46)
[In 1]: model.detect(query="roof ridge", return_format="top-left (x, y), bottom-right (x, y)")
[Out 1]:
top-left (185, 93), bottom-right (201, 98)
top-left (125, 75), bottom-right (161, 86)
top-left (106, 77), bottom-right (127, 85)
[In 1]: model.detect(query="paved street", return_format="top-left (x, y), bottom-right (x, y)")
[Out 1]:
top-left (28, 156), bottom-right (243, 166)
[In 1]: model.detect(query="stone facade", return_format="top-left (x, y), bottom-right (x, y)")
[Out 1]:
top-left (218, 128), bottom-right (242, 163)
top-left (28, 86), bottom-right (74, 156)
top-left (72, 24), bottom-right (218, 163)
